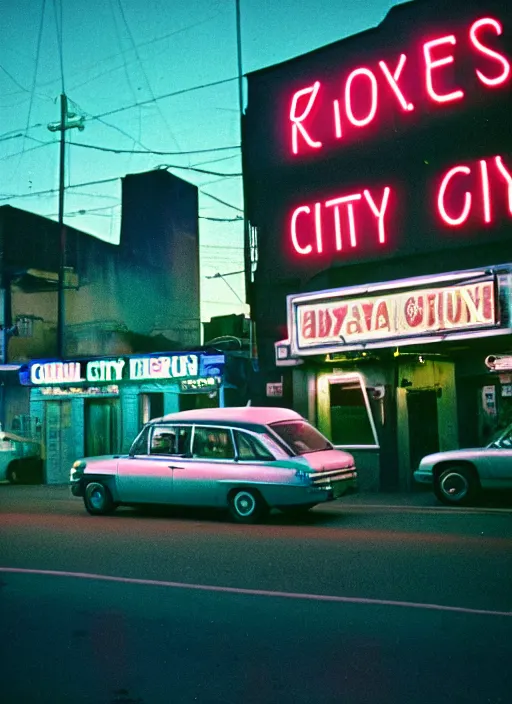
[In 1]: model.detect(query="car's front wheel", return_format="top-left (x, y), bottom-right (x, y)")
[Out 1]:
top-left (434, 465), bottom-right (479, 506)
top-left (83, 481), bottom-right (116, 516)
top-left (228, 489), bottom-right (268, 524)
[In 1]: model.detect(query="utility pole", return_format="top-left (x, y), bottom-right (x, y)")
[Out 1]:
top-left (235, 0), bottom-right (256, 361)
top-left (47, 94), bottom-right (84, 358)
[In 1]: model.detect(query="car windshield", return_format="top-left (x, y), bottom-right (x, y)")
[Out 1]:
top-left (487, 424), bottom-right (512, 449)
top-left (269, 420), bottom-right (332, 455)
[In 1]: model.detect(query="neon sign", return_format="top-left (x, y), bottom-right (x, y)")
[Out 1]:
top-left (129, 355), bottom-right (199, 381)
top-left (289, 16), bottom-right (511, 155)
top-left (292, 279), bottom-right (496, 352)
top-left (288, 153), bottom-right (512, 260)
top-left (24, 353), bottom-right (217, 386)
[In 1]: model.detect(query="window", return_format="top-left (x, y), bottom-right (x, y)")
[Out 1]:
top-left (140, 393), bottom-right (164, 425)
top-left (150, 425), bottom-right (192, 455)
top-left (192, 426), bottom-right (235, 460)
top-left (269, 420), bottom-right (332, 455)
top-left (234, 431), bottom-right (275, 461)
top-left (329, 380), bottom-right (377, 446)
top-left (130, 427), bottom-right (150, 455)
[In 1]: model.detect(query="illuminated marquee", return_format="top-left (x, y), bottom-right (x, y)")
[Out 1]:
top-left (289, 16), bottom-right (511, 156)
top-left (26, 353), bottom-right (211, 386)
top-left (292, 278), bottom-right (496, 353)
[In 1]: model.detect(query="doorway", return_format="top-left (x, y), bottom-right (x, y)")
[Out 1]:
top-left (407, 389), bottom-right (439, 478)
top-left (84, 398), bottom-right (119, 457)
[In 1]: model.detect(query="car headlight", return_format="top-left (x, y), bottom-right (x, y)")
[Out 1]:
top-left (70, 460), bottom-right (86, 480)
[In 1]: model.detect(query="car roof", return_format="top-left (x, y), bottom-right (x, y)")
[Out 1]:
top-left (152, 406), bottom-right (304, 426)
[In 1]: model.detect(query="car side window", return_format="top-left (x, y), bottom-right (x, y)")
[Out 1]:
top-left (192, 426), bottom-right (235, 460)
top-left (150, 425), bottom-right (191, 456)
top-left (234, 431), bottom-right (275, 461)
top-left (130, 427), bottom-right (150, 455)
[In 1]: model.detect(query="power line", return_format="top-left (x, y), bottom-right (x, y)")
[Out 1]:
top-left (68, 141), bottom-right (239, 157)
top-left (200, 190), bottom-right (243, 213)
top-left (87, 76), bottom-right (238, 121)
top-left (21, 0), bottom-right (47, 160)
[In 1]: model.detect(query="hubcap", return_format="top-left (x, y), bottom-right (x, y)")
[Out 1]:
top-left (234, 492), bottom-right (255, 516)
top-left (89, 487), bottom-right (104, 510)
top-left (440, 472), bottom-right (469, 501)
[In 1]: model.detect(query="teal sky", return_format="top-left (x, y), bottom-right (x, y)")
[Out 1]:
top-left (0, 0), bottom-right (403, 323)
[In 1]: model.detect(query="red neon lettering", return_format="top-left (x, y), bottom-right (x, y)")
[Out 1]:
top-left (344, 68), bottom-right (378, 127)
top-left (363, 187), bottom-right (391, 243)
top-left (290, 82), bottom-right (323, 154)
top-left (379, 54), bottom-right (414, 111)
top-left (470, 18), bottom-right (511, 87)
top-left (423, 36), bottom-right (464, 103)
top-left (495, 156), bottom-right (512, 215)
top-left (333, 99), bottom-right (342, 139)
top-left (438, 165), bottom-right (472, 226)
top-left (291, 206), bottom-right (312, 255)
top-left (325, 193), bottom-right (362, 248)
top-left (314, 202), bottom-right (323, 253)
top-left (302, 310), bottom-right (316, 339)
top-left (479, 159), bottom-right (491, 223)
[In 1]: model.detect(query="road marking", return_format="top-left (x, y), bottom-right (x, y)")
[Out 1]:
top-left (1, 566), bottom-right (510, 618)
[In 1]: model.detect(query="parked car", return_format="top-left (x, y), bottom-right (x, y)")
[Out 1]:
top-left (0, 431), bottom-right (43, 484)
top-left (414, 423), bottom-right (512, 505)
top-left (70, 406), bottom-right (357, 523)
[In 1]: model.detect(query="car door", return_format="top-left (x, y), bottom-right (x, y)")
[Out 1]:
top-left (171, 425), bottom-right (238, 507)
top-left (116, 424), bottom-right (186, 504)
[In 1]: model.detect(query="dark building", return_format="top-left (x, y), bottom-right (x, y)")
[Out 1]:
top-left (0, 169), bottom-right (223, 483)
top-left (242, 0), bottom-right (512, 490)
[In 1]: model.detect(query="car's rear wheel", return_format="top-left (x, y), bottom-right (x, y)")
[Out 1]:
top-left (434, 465), bottom-right (479, 506)
top-left (228, 489), bottom-right (268, 524)
top-left (83, 481), bottom-right (116, 516)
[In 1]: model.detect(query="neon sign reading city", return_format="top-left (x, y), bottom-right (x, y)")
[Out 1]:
top-left (283, 13), bottom-right (512, 262)
top-left (27, 354), bottom-right (202, 386)
top-left (289, 16), bottom-right (510, 155)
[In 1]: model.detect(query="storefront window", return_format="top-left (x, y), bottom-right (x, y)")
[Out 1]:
top-left (329, 379), bottom-right (378, 447)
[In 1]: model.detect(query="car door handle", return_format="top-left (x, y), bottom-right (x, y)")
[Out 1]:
top-left (168, 465), bottom-right (184, 470)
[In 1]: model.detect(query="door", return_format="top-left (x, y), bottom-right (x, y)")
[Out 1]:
top-left (84, 399), bottom-right (119, 456)
top-left (116, 423), bottom-right (188, 504)
top-left (171, 425), bottom-right (237, 507)
top-left (407, 389), bottom-right (439, 476)
top-left (44, 401), bottom-right (75, 484)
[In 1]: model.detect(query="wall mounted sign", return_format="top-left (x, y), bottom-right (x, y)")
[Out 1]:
top-left (20, 353), bottom-right (225, 387)
top-left (290, 274), bottom-right (498, 354)
top-left (243, 2), bottom-right (512, 281)
top-left (485, 354), bottom-right (512, 371)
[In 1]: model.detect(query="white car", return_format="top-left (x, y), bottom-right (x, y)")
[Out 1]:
top-left (70, 406), bottom-right (358, 523)
top-left (0, 431), bottom-right (42, 484)
top-left (414, 424), bottom-right (512, 505)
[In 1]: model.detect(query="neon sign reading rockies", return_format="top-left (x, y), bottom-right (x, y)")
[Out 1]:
top-left (287, 15), bottom-right (512, 259)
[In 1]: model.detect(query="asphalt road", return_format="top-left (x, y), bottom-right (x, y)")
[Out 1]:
top-left (1, 485), bottom-right (511, 704)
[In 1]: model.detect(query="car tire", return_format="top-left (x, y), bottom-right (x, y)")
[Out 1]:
top-left (434, 465), bottom-right (479, 506)
top-left (83, 481), bottom-right (116, 516)
top-left (228, 489), bottom-right (268, 524)
top-left (6, 462), bottom-right (21, 485)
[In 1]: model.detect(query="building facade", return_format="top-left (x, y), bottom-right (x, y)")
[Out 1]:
top-left (1, 169), bottom-right (205, 482)
top-left (242, 0), bottom-right (512, 490)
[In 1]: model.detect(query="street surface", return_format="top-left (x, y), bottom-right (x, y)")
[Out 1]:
top-left (1, 484), bottom-right (511, 704)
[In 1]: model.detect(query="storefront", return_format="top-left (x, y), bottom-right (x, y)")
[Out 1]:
top-left (275, 267), bottom-right (512, 490)
top-left (19, 351), bottom-right (225, 483)
top-left (241, 0), bottom-right (512, 491)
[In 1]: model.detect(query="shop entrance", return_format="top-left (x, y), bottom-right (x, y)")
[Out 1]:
top-left (84, 398), bottom-right (119, 457)
top-left (44, 401), bottom-right (75, 484)
top-left (407, 389), bottom-right (439, 477)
